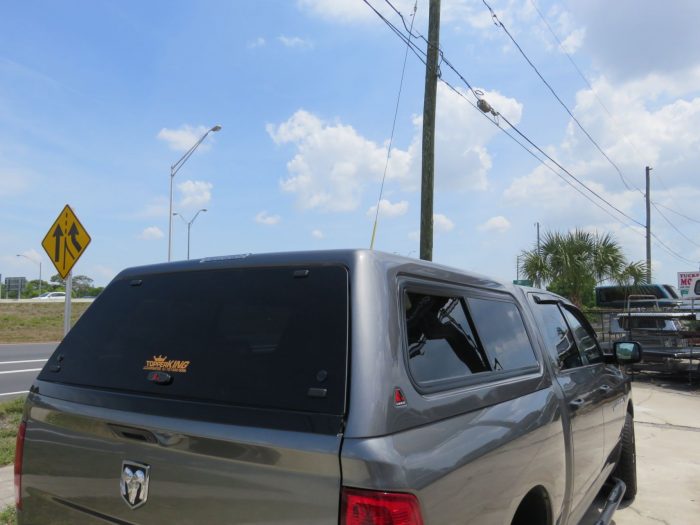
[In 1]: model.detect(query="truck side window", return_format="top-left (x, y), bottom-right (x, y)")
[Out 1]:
top-left (466, 297), bottom-right (538, 371)
top-left (561, 309), bottom-right (604, 365)
top-left (404, 292), bottom-right (490, 387)
top-left (535, 304), bottom-right (584, 370)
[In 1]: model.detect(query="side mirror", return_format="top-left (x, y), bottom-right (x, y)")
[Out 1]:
top-left (614, 341), bottom-right (642, 364)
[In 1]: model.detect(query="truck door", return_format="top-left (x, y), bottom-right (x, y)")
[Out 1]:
top-left (530, 300), bottom-right (607, 516)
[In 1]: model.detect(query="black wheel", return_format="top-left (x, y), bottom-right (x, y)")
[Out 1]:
top-left (613, 412), bottom-right (637, 501)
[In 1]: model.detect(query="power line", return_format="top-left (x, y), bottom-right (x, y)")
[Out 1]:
top-left (528, 0), bottom-right (700, 231)
top-left (370, 0), bottom-right (418, 249)
top-left (365, 0), bottom-right (700, 266)
top-left (528, 0), bottom-right (650, 168)
top-left (654, 201), bottom-right (700, 225)
top-left (373, 0), bottom-right (644, 228)
top-left (652, 201), bottom-right (700, 249)
top-left (481, 0), bottom-right (643, 196)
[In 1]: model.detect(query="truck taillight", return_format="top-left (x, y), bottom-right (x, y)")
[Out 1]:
top-left (15, 421), bottom-right (26, 510)
top-left (341, 487), bottom-right (424, 525)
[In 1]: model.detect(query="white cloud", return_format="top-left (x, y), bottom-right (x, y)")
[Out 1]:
top-left (17, 249), bottom-right (42, 264)
top-left (478, 216), bottom-right (512, 233)
top-left (434, 213), bottom-right (455, 233)
top-left (267, 110), bottom-right (410, 211)
top-left (139, 226), bottom-right (164, 240)
top-left (311, 229), bottom-right (324, 239)
top-left (570, 0), bottom-right (700, 81)
top-left (278, 35), bottom-right (314, 49)
top-left (406, 83), bottom-right (523, 192)
top-left (366, 199), bottom-right (409, 218)
top-left (177, 180), bottom-right (212, 208)
top-left (157, 124), bottom-right (211, 152)
top-left (255, 211), bottom-right (281, 225)
top-left (133, 196), bottom-right (168, 219)
top-left (247, 37), bottom-right (266, 49)
top-left (269, 85), bottom-right (522, 212)
top-left (92, 265), bottom-right (117, 283)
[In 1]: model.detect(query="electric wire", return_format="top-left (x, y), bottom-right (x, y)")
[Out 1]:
top-left (651, 201), bottom-right (700, 249)
top-left (653, 202), bottom-right (700, 225)
top-left (370, 0), bottom-right (418, 249)
top-left (529, 0), bottom-right (700, 237)
top-left (481, 0), bottom-right (642, 195)
top-left (366, 0), bottom-right (699, 266)
top-left (375, 0), bottom-right (643, 227)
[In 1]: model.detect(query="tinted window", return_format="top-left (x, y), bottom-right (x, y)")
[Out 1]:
top-left (39, 266), bottom-right (348, 414)
top-left (405, 293), bottom-right (489, 387)
top-left (533, 303), bottom-right (583, 369)
top-left (466, 298), bottom-right (538, 371)
top-left (403, 291), bottom-right (539, 389)
top-left (618, 317), bottom-right (665, 330)
top-left (562, 309), bottom-right (604, 365)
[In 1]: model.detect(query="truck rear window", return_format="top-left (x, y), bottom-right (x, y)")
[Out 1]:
top-left (39, 266), bottom-right (348, 415)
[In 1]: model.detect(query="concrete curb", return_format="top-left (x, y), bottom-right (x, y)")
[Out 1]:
top-left (0, 464), bottom-right (13, 509)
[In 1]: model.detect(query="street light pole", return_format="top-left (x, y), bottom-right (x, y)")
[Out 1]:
top-left (16, 254), bottom-right (42, 296)
top-left (168, 125), bottom-right (221, 262)
top-left (173, 209), bottom-right (207, 260)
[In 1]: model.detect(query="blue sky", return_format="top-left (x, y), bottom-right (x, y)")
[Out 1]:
top-left (2, 0), bottom-right (700, 287)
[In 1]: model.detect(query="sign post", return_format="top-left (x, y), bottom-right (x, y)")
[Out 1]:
top-left (41, 205), bottom-right (91, 336)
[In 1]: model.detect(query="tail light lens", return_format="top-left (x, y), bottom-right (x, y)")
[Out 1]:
top-left (341, 487), bottom-right (424, 525)
top-left (15, 421), bottom-right (26, 510)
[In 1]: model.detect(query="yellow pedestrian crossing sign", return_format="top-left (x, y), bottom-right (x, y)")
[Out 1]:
top-left (41, 205), bottom-right (92, 279)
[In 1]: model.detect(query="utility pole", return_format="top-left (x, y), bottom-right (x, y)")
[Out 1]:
top-left (419, 0), bottom-right (441, 261)
top-left (645, 166), bottom-right (652, 283)
top-left (535, 222), bottom-right (541, 288)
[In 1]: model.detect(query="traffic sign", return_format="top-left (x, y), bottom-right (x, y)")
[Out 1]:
top-left (41, 205), bottom-right (91, 279)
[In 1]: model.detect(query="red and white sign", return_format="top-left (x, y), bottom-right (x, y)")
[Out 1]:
top-left (678, 271), bottom-right (700, 296)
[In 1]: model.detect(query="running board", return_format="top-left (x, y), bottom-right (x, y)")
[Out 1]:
top-left (593, 478), bottom-right (626, 525)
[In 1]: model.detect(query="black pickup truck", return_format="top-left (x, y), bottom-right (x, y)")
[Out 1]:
top-left (15, 250), bottom-right (640, 524)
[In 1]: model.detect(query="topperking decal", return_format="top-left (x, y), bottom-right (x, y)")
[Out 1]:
top-left (143, 355), bottom-right (191, 374)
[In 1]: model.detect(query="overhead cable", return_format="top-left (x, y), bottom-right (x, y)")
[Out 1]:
top-left (370, 0), bottom-right (418, 249)
top-left (481, 0), bottom-right (642, 195)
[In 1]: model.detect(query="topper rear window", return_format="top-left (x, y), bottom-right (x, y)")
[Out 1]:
top-left (39, 266), bottom-right (349, 415)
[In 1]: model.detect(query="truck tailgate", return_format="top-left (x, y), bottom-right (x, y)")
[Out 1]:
top-left (20, 390), bottom-right (342, 524)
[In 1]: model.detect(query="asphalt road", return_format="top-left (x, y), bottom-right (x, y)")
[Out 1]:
top-left (0, 342), bottom-right (58, 399)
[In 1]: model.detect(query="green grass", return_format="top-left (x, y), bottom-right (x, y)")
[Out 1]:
top-left (0, 302), bottom-right (90, 343)
top-left (0, 505), bottom-right (16, 525)
top-left (0, 397), bottom-right (25, 467)
top-left (0, 505), bottom-right (15, 525)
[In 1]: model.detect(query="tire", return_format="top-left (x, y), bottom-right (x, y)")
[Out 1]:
top-left (613, 412), bottom-right (637, 502)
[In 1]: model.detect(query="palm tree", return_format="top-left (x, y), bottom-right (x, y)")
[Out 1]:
top-left (520, 229), bottom-right (647, 307)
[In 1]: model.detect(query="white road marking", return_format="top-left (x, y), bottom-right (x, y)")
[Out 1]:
top-left (0, 391), bottom-right (29, 397)
top-left (0, 359), bottom-right (48, 365)
top-left (0, 368), bottom-right (42, 375)
top-left (0, 342), bottom-right (59, 346)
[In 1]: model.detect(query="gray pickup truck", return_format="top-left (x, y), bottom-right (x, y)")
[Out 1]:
top-left (14, 250), bottom-right (640, 524)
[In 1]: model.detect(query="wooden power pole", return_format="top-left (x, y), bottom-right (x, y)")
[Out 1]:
top-left (420, 0), bottom-right (441, 261)
top-left (645, 166), bottom-right (652, 283)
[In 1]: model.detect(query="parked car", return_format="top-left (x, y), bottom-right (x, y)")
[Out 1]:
top-left (595, 284), bottom-right (682, 309)
top-left (15, 250), bottom-right (640, 525)
top-left (605, 311), bottom-right (699, 373)
top-left (31, 291), bottom-right (66, 300)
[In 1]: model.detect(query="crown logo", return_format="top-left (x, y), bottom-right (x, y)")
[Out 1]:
top-left (152, 355), bottom-right (167, 363)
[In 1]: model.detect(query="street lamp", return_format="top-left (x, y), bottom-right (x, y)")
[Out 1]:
top-left (168, 124), bottom-right (221, 261)
top-left (173, 209), bottom-right (207, 260)
top-left (16, 254), bottom-right (42, 296)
